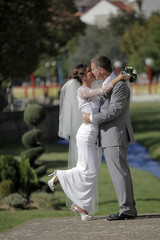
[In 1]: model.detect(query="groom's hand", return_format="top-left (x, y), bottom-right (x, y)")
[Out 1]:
top-left (82, 112), bottom-right (91, 124)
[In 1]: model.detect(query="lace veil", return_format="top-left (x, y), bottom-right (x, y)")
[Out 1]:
top-left (58, 79), bottom-right (103, 214)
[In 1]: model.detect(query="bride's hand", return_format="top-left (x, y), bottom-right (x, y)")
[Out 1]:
top-left (82, 112), bottom-right (91, 124)
top-left (120, 74), bottom-right (131, 81)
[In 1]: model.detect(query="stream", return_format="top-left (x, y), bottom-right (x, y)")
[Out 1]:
top-left (127, 142), bottom-right (160, 178)
top-left (58, 139), bottom-right (160, 179)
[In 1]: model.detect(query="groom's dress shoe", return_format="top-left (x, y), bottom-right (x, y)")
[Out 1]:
top-left (106, 212), bottom-right (135, 221)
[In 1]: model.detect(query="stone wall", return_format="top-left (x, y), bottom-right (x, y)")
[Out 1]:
top-left (0, 106), bottom-right (59, 141)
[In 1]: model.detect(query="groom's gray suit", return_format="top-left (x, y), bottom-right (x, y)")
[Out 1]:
top-left (92, 72), bottom-right (136, 216)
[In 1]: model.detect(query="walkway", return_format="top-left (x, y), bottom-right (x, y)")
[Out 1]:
top-left (0, 214), bottom-right (160, 240)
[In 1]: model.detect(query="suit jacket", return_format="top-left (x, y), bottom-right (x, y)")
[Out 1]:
top-left (92, 73), bottom-right (135, 148)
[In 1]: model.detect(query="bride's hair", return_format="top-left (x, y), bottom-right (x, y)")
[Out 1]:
top-left (68, 64), bottom-right (88, 85)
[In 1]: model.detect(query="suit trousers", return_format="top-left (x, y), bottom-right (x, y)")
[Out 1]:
top-left (103, 145), bottom-right (136, 216)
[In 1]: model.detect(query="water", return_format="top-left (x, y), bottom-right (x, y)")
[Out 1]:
top-left (57, 139), bottom-right (160, 178)
top-left (127, 142), bottom-right (160, 178)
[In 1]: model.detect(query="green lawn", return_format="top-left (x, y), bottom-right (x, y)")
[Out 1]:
top-left (131, 102), bottom-right (160, 162)
top-left (0, 102), bottom-right (160, 233)
top-left (0, 159), bottom-right (159, 233)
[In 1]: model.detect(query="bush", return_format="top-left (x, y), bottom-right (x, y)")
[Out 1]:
top-left (22, 129), bottom-right (42, 148)
top-left (24, 103), bottom-right (45, 127)
top-left (0, 180), bottom-right (15, 199)
top-left (21, 146), bottom-right (44, 167)
top-left (0, 155), bottom-right (19, 189)
top-left (21, 103), bottom-right (46, 176)
top-left (30, 192), bottom-right (60, 210)
top-left (4, 193), bottom-right (28, 208)
top-left (19, 155), bottom-right (39, 197)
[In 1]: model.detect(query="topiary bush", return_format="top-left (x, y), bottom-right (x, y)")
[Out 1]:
top-left (21, 103), bottom-right (46, 177)
top-left (22, 129), bottom-right (42, 148)
top-left (4, 193), bottom-right (28, 209)
top-left (24, 103), bottom-right (46, 127)
top-left (22, 146), bottom-right (44, 167)
top-left (0, 180), bottom-right (15, 199)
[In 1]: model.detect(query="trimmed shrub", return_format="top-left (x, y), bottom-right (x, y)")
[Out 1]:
top-left (21, 103), bottom-right (46, 178)
top-left (0, 155), bottom-right (19, 189)
top-left (21, 146), bottom-right (44, 167)
top-left (22, 129), bottom-right (42, 148)
top-left (4, 193), bottom-right (28, 208)
top-left (19, 155), bottom-right (39, 197)
top-left (24, 103), bottom-right (45, 127)
top-left (0, 180), bottom-right (15, 199)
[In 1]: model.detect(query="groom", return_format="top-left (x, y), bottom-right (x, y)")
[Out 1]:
top-left (83, 55), bottom-right (137, 220)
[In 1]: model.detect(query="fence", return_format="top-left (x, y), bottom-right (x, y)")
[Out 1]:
top-left (131, 83), bottom-right (160, 95)
top-left (12, 83), bottom-right (160, 100)
top-left (12, 84), bottom-right (61, 99)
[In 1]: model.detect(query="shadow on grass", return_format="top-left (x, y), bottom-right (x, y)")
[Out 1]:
top-left (44, 143), bottom-right (68, 154)
top-left (99, 200), bottom-right (118, 205)
top-left (38, 160), bottom-right (67, 169)
top-left (136, 198), bottom-right (160, 202)
top-left (131, 110), bottom-right (160, 132)
top-left (0, 140), bottom-right (68, 155)
top-left (0, 139), bottom-right (25, 155)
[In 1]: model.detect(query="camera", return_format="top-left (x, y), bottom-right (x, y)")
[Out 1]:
top-left (122, 67), bottom-right (137, 83)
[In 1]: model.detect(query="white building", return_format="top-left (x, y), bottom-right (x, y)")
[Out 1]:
top-left (80, 0), bottom-right (119, 27)
top-left (78, 0), bottom-right (160, 28)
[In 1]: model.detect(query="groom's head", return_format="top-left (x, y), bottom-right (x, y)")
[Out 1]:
top-left (91, 55), bottom-right (112, 80)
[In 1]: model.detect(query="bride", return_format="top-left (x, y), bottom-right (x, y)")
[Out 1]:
top-left (48, 64), bottom-right (130, 221)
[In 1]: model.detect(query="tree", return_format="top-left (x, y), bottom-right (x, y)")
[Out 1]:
top-left (120, 21), bottom-right (146, 72)
top-left (65, 11), bottom-right (145, 74)
top-left (120, 14), bottom-right (160, 72)
top-left (99, 10), bottom-right (145, 66)
top-left (0, 0), bottom-right (85, 83)
top-left (66, 26), bottom-right (102, 72)
top-left (0, 0), bottom-right (50, 81)
top-left (141, 14), bottom-right (160, 72)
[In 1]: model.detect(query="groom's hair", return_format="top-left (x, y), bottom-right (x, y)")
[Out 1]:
top-left (91, 55), bottom-right (112, 72)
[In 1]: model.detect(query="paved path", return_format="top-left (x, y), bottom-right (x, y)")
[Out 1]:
top-left (0, 214), bottom-right (160, 240)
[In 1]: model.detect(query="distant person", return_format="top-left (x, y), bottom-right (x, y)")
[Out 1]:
top-left (83, 55), bottom-right (137, 220)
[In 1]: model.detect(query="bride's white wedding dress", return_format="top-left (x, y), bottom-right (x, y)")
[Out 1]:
top-left (56, 83), bottom-right (113, 213)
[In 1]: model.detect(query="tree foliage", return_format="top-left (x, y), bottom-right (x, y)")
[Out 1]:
top-left (120, 14), bottom-right (160, 72)
top-left (0, 0), bottom-right (85, 83)
top-left (66, 11), bottom-right (145, 73)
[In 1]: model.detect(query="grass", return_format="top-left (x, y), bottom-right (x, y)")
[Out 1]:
top-left (130, 102), bottom-right (160, 162)
top-left (0, 102), bottom-right (160, 233)
top-left (0, 160), bottom-right (159, 233)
